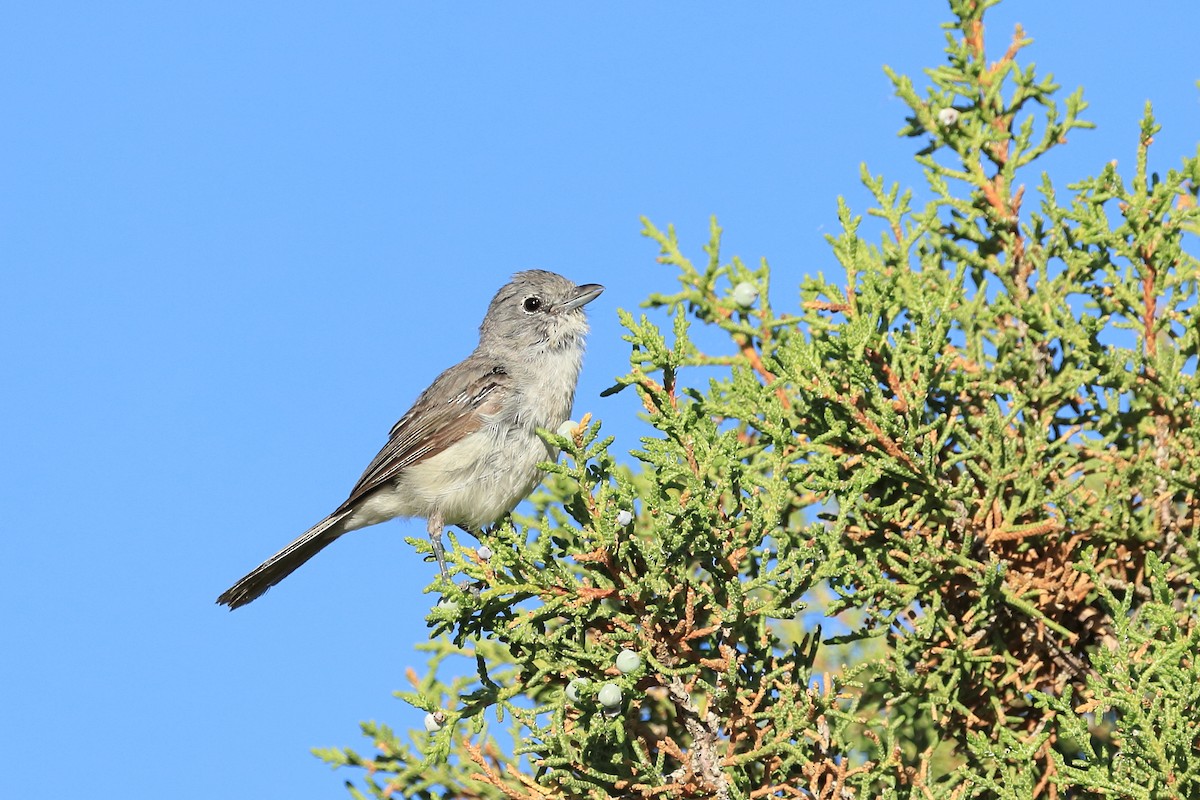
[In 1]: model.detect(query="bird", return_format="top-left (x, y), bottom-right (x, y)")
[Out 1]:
top-left (217, 270), bottom-right (604, 609)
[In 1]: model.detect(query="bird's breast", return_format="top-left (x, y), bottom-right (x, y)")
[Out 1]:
top-left (507, 340), bottom-right (584, 430)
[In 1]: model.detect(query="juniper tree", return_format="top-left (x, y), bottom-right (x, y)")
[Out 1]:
top-left (317, 1), bottom-right (1200, 797)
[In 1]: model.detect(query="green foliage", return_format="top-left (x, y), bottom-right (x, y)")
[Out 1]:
top-left (318, 1), bottom-right (1200, 797)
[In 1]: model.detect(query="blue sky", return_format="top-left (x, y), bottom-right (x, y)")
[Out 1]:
top-left (3, 3), bottom-right (1197, 798)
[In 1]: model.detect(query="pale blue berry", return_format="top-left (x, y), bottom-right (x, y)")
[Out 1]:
top-left (597, 683), bottom-right (623, 709)
top-left (615, 649), bottom-right (642, 674)
top-left (477, 544), bottom-right (493, 561)
top-left (424, 711), bottom-right (445, 732)
top-left (566, 677), bottom-right (589, 702)
top-left (732, 282), bottom-right (758, 307)
top-left (937, 107), bottom-right (960, 126)
top-left (616, 509), bottom-right (633, 527)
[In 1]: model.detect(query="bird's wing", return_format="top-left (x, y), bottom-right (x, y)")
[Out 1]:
top-left (337, 356), bottom-right (510, 511)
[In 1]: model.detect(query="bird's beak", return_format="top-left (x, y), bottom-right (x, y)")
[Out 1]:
top-left (562, 283), bottom-right (605, 311)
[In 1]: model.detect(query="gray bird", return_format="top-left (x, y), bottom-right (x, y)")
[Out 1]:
top-left (217, 270), bottom-right (604, 609)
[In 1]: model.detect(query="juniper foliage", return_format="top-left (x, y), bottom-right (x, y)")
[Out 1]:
top-left (316, 1), bottom-right (1200, 797)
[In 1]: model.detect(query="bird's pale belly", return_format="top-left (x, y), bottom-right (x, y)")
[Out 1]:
top-left (344, 424), bottom-right (556, 532)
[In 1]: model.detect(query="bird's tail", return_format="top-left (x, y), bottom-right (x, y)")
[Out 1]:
top-left (216, 510), bottom-right (353, 610)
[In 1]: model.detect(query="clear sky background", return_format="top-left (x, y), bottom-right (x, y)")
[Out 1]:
top-left (3, 3), bottom-right (1197, 798)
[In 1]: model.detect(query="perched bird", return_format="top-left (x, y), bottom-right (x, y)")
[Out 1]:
top-left (217, 270), bottom-right (604, 609)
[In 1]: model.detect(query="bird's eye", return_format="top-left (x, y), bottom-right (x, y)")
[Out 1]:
top-left (522, 296), bottom-right (542, 313)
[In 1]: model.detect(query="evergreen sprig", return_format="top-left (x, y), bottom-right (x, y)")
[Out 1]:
top-left (320, 2), bottom-right (1200, 797)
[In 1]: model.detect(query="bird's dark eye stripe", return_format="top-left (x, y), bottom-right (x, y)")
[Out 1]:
top-left (522, 296), bottom-right (542, 312)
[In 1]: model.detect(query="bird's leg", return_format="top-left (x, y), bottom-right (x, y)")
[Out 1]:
top-left (427, 511), bottom-right (451, 583)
